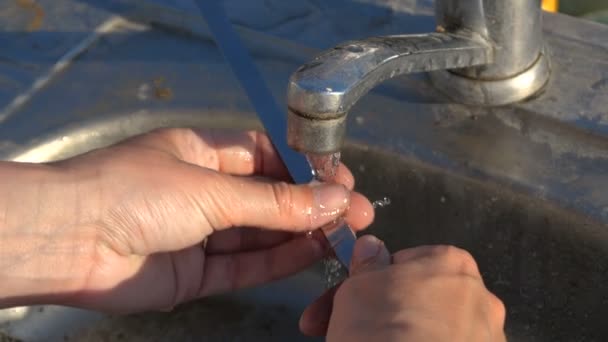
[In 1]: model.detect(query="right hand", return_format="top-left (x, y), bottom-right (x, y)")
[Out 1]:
top-left (300, 236), bottom-right (507, 342)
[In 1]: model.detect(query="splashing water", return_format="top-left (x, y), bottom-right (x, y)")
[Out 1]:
top-left (322, 258), bottom-right (344, 288)
top-left (305, 154), bottom-right (392, 288)
top-left (306, 152), bottom-right (349, 288)
top-left (306, 152), bottom-right (341, 182)
top-left (372, 196), bottom-right (392, 208)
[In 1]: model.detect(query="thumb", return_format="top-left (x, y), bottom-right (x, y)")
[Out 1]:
top-left (203, 172), bottom-right (351, 233)
top-left (350, 235), bottom-right (391, 276)
top-left (299, 235), bottom-right (390, 336)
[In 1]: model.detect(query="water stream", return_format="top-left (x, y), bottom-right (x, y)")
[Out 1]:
top-left (305, 152), bottom-right (348, 288)
top-left (305, 152), bottom-right (391, 289)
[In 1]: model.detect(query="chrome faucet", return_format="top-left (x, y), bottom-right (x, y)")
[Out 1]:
top-left (287, 0), bottom-right (551, 154)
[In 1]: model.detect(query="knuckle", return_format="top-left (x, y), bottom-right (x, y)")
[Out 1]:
top-left (488, 292), bottom-right (507, 323)
top-left (148, 127), bottom-right (183, 144)
top-left (270, 182), bottom-right (297, 221)
top-left (431, 245), bottom-right (480, 276)
top-left (162, 128), bottom-right (200, 158)
top-left (149, 128), bottom-right (204, 159)
top-left (177, 128), bottom-right (201, 147)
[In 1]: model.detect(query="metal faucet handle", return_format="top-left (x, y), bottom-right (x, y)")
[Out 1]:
top-left (287, 32), bottom-right (491, 118)
top-left (286, 0), bottom-right (551, 155)
top-left (287, 31), bottom-right (492, 154)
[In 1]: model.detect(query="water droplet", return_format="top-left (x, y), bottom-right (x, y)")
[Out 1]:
top-left (302, 206), bottom-right (313, 216)
top-left (306, 152), bottom-right (349, 288)
top-left (372, 197), bottom-right (391, 208)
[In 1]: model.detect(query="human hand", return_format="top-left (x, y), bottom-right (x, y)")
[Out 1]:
top-left (300, 236), bottom-right (506, 342)
top-left (0, 128), bottom-right (373, 313)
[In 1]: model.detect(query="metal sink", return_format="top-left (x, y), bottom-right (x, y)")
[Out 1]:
top-left (1, 1), bottom-right (608, 341)
top-left (0, 108), bottom-right (606, 342)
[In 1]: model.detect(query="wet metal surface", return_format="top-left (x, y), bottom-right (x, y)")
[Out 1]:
top-left (286, 0), bottom-right (553, 153)
top-left (0, 1), bottom-right (607, 341)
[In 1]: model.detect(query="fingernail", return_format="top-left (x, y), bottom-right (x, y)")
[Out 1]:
top-left (311, 184), bottom-right (350, 226)
top-left (351, 235), bottom-right (390, 274)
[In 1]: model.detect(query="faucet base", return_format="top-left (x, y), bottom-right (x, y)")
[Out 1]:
top-left (429, 51), bottom-right (551, 106)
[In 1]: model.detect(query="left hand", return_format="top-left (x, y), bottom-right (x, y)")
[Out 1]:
top-left (0, 128), bottom-right (373, 313)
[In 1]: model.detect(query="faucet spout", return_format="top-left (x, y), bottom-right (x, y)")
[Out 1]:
top-left (286, 0), bottom-right (551, 155)
top-left (287, 32), bottom-right (492, 154)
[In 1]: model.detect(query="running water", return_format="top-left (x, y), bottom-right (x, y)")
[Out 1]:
top-left (306, 152), bottom-right (348, 288)
top-left (306, 152), bottom-right (341, 181)
top-left (305, 153), bottom-right (392, 288)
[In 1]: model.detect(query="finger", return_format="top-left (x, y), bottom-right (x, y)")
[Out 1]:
top-left (344, 192), bottom-right (374, 231)
top-left (487, 291), bottom-right (507, 331)
top-left (332, 164), bottom-right (355, 190)
top-left (199, 172), bottom-right (352, 233)
top-left (350, 235), bottom-right (391, 276)
top-left (299, 235), bottom-right (389, 336)
top-left (299, 283), bottom-right (341, 337)
top-left (127, 128), bottom-right (356, 189)
top-left (391, 245), bottom-right (439, 263)
top-left (205, 227), bottom-right (294, 254)
top-left (205, 192), bottom-right (373, 253)
top-left (201, 129), bottom-right (290, 179)
top-left (198, 236), bottom-right (325, 296)
top-left (200, 130), bottom-right (355, 189)
top-left (392, 245), bottom-right (481, 278)
top-left (205, 193), bottom-right (373, 253)
top-left (477, 290), bottom-right (507, 342)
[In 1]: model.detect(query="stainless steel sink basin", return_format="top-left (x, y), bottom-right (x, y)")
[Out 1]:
top-left (1, 1), bottom-right (607, 341)
top-left (0, 109), bottom-right (606, 342)
top-left (350, 146), bottom-right (608, 342)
